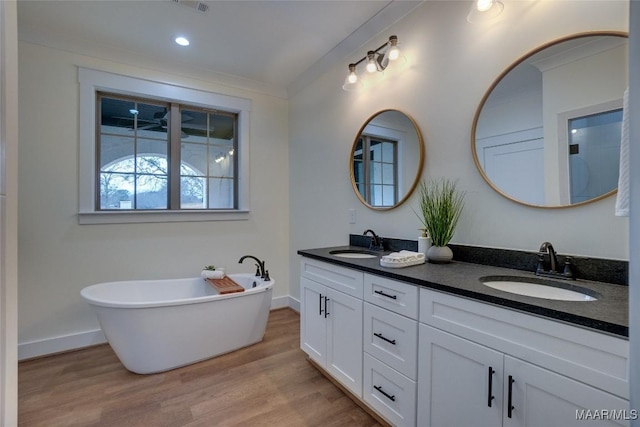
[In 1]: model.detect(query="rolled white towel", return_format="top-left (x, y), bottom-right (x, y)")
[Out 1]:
top-left (381, 250), bottom-right (425, 263)
top-left (201, 269), bottom-right (225, 279)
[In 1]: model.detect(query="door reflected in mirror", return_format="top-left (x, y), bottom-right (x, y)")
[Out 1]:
top-left (472, 32), bottom-right (627, 208)
top-left (350, 110), bottom-right (424, 210)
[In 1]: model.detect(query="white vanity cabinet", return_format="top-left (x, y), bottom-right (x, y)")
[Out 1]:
top-left (299, 254), bottom-right (630, 427)
top-left (362, 274), bottom-right (418, 427)
top-left (418, 288), bottom-right (630, 427)
top-left (300, 259), bottom-right (364, 397)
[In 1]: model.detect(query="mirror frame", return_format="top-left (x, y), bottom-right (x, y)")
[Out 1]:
top-left (350, 109), bottom-right (425, 210)
top-left (471, 31), bottom-right (628, 209)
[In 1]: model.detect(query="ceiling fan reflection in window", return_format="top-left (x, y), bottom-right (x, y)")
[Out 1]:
top-left (127, 109), bottom-right (194, 138)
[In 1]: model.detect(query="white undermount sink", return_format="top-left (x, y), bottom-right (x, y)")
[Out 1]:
top-left (480, 276), bottom-right (599, 301)
top-left (329, 249), bottom-right (379, 259)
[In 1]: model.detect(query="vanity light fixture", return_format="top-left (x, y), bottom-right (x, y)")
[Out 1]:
top-left (467, 0), bottom-right (504, 23)
top-left (342, 35), bottom-right (401, 91)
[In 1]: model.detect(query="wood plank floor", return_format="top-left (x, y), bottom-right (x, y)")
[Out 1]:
top-left (19, 308), bottom-right (382, 427)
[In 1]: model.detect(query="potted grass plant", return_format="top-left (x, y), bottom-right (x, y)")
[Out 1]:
top-left (415, 178), bottom-right (465, 263)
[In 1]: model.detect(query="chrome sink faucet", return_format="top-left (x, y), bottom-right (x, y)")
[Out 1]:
top-left (535, 242), bottom-right (574, 279)
top-left (363, 229), bottom-right (384, 251)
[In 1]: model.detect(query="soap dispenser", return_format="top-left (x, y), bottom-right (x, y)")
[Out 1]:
top-left (418, 229), bottom-right (432, 256)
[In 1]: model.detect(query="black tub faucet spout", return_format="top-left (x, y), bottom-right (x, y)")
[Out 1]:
top-left (239, 255), bottom-right (266, 279)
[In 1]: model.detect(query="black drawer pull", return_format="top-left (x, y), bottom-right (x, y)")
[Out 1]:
top-left (319, 293), bottom-right (324, 316)
top-left (324, 296), bottom-right (330, 318)
top-left (374, 290), bottom-right (397, 300)
top-left (374, 332), bottom-right (396, 345)
top-left (374, 385), bottom-right (396, 402)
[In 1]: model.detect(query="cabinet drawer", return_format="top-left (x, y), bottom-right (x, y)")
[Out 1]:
top-left (363, 353), bottom-right (416, 427)
top-left (364, 273), bottom-right (418, 319)
top-left (364, 303), bottom-right (418, 380)
top-left (419, 287), bottom-right (629, 399)
top-left (300, 259), bottom-right (364, 298)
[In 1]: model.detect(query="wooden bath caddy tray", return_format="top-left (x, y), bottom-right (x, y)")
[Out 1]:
top-left (206, 277), bottom-right (245, 294)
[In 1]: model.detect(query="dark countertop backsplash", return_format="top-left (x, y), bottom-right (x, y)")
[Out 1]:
top-left (349, 234), bottom-right (628, 286)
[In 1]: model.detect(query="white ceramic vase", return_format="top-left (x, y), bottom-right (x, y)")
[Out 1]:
top-left (427, 245), bottom-right (453, 263)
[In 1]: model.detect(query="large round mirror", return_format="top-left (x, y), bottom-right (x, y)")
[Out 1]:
top-left (472, 32), bottom-right (628, 208)
top-left (350, 110), bottom-right (424, 210)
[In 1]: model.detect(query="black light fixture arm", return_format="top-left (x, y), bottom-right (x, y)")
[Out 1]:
top-left (348, 35), bottom-right (397, 69)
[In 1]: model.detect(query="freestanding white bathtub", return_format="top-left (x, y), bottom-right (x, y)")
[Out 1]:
top-left (81, 273), bottom-right (274, 374)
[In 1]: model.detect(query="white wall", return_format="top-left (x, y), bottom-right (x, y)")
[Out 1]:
top-left (289, 0), bottom-right (629, 302)
top-left (1, 0), bottom-right (19, 423)
top-left (17, 42), bottom-right (290, 358)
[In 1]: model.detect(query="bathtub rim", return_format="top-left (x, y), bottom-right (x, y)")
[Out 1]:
top-left (80, 273), bottom-right (274, 309)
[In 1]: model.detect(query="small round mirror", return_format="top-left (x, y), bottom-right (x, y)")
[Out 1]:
top-left (472, 32), bottom-right (628, 208)
top-left (350, 110), bottom-right (424, 210)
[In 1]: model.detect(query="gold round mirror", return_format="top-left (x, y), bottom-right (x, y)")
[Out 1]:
top-left (350, 109), bottom-right (424, 210)
top-left (472, 31), bottom-right (628, 208)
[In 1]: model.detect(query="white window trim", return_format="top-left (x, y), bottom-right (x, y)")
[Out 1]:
top-left (78, 67), bottom-right (251, 224)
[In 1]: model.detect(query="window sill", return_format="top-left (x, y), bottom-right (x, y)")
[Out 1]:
top-left (78, 210), bottom-right (250, 225)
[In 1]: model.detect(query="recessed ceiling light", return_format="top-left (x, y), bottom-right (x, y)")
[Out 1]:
top-left (175, 36), bottom-right (190, 47)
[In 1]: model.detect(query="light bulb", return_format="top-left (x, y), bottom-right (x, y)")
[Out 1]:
top-left (342, 64), bottom-right (363, 91)
top-left (366, 51), bottom-right (378, 73)
top-left (387, 35), bottom-right (400, 61)
top-left (467, 0), bottom-right (503, 22)
top-left (388, 47), bottom-right (400, 61)
top-left (476, 0), bottom-right (493, 12)
top-left (348, 66), bottom-right (358, 83)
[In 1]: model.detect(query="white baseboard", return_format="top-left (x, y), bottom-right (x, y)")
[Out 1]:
top-left (19, 295), bottom-right (301, 360)
top-left (271, 294), bottom-right (300, 312)
top-left (19, 329), bottom-right (106, 361)
top-left (287, 296), bottom-right (300, 313)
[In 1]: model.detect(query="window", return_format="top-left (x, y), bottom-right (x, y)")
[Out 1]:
top-left (98, 94), bottom-right (238, 210)
top-left (353, 135), bottom-right (398, 207)
top-left (567, 108), bottom-right (623, 204)
top-left (79, 68), bottom-right (251, 224)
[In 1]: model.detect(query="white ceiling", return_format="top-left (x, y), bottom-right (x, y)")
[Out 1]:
top-left (17, 0), bottom-right (423, 97)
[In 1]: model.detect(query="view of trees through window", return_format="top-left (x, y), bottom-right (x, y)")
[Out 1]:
top-left (98, 93), bottom-right (237, 210)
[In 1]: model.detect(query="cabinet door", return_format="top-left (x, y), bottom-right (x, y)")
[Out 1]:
top-left (418, 324), bottom-right (504, 427)
top-left (504, 356), bottom-right (630, 427)
top-left (300, 277), bottom-right (327, 366)
top-left (326, 286), bottom-right (363, 397)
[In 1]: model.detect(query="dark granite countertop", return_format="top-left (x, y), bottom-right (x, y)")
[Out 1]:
top-left (298, 245), bottom-right (628, 338)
